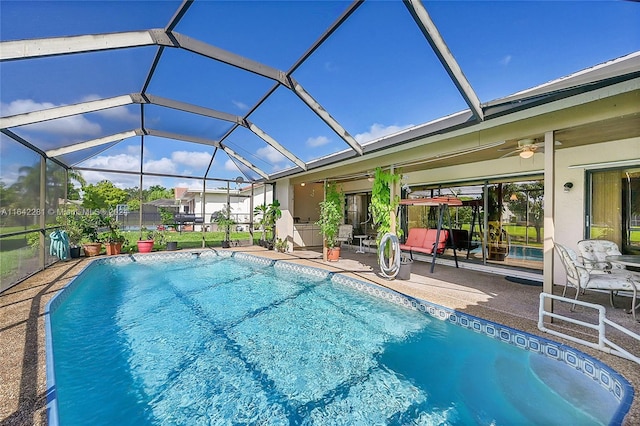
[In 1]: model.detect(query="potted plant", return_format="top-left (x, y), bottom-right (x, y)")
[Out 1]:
top-left (165, 231), bottom-right (178, 251)
top-left (274, 237), bottom-right (288, 253)
top-left (253, 204), bottom-right (268, 247)
top-left (56, 209), bottom-right (84, 258)
top-left (137, 227), bottom-right (154, 253)
top-left (316, 182), bottom-right (344, 261)
top-left (79, 212), bottom-right (105, 257)
top-left (101, 215), bottom-right (126, 255)
top-left (213, 204), bottom-right (236, 248)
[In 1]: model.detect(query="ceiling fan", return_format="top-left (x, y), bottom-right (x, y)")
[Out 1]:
top-left (499, 138), bottom-right (560, 159)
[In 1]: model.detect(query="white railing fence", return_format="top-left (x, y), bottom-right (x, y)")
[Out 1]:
top-left (539, 293), bottom-right (639, 365)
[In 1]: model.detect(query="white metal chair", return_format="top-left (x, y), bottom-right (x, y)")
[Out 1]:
top-left (336, 224), bottom-right (353, 250)
top-left (555, 243), bottom-right (638, 319)
top-left (577, 239), bottom-right (625, 274)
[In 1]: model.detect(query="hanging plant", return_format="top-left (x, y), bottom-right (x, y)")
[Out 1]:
top-left (369, 167), bottom-right (402, 246)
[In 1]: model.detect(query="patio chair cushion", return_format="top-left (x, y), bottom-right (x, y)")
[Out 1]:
top-left (577, 239), bottom-right (625, 273)
top-left (399, 228), bottom-right (428, 251)
top-left (402, 228), bottom-right (449, 256)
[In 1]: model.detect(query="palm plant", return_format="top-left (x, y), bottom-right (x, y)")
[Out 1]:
top-left (253, 204), bottom-right (268, 244)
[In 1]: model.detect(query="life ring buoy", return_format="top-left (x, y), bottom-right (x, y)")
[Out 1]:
top-left (379, 233), bottom-right (400, 279)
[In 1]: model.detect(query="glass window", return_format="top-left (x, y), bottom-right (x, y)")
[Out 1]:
top-left (588, 168), bottom-right (640, 253)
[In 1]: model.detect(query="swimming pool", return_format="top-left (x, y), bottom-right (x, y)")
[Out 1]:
top-left (46, 251), bottom-right (632, 425)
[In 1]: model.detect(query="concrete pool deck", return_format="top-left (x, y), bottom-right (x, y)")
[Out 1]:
top-left (1, 246), bottom-right (638, 425)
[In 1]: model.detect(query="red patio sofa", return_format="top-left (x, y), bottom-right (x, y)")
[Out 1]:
top-left (400, 228), bottom-right (449, 259)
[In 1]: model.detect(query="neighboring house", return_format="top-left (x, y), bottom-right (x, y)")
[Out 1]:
top-left (176, 184), bottom-right (273, 232)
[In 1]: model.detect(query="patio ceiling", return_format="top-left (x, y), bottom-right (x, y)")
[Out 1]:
top-left (1, 0), bottom-right (639, 186)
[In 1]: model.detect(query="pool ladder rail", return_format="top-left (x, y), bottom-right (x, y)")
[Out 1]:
top-left (539, 292), bottom-right (640, 365)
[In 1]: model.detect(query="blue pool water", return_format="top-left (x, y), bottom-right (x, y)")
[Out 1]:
top-left (47, 253), bottom-right (628, 425)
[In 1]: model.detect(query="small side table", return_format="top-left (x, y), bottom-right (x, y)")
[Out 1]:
top-left (354, 235), bottom-right (368, 253)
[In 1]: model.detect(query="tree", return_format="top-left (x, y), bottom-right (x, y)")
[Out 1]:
top-left (503, 182), bottom-right (544, 244)
top-left (82, 180), bottom-right (128, 210)
top-left (67, 169), bottom-right (86, 200)
top-left (146, 185), bottom-right (173, 202)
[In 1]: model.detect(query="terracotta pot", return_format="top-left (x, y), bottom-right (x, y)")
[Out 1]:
top-left (105, 242), bottom-right (123, 255)
top-left (137, 240), bottom-right (154, 253)
top-left (82, 243), bottom-right (102, 257)
top-left (327, 246), bottom-right (341, 261)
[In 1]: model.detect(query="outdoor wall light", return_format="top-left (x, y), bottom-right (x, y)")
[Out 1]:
top-left (300, 182), bottom-right (306, 186)
top-left (563, 182), bottom-right (573, 192)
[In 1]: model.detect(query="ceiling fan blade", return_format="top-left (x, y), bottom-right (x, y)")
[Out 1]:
top-left (499, 150), bottom-right (521, 158)
top-left (498, 145), bottom-right (519, 152)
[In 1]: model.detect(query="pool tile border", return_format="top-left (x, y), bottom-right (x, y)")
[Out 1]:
top-left (45, 251), bottom-right (634, 426)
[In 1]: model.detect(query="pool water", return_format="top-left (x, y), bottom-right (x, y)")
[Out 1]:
top-left (49, 254), bottom-right (621, 425)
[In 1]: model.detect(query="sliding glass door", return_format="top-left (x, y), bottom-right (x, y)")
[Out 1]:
top-left (587, 168), bottom-right (640, 253)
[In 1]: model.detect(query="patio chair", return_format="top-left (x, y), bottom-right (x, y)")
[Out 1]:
top-left (577, 239), bottom-right (625, 274)
top-left (336, 224), bottom-right (353, 250)
top-left (362, 234), bottom-right (379, 253)
top-left (554, 243), bottom-right (638, 319)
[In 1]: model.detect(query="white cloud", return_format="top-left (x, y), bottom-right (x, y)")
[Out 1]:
top-left (306, 135), bottom-right (330, 148)
top-left (176, 180), bottom-right (203, 190)
top-left (1, 99), bottom-right (101, 136)
top-left (144, 157), bottom-right (177, 174)
top-left (354, 123), bottom-right (413, 144)
top-left (257, 145), bottom-right (288, 164)
top-left (171, 151), bottom-right (212, 168)
top-left (225, 159), bottom-right (239, 171)
top-left (232, 100), bottom-right (249, 111)
top-left (82, 153), bottom-right (140, 172)
top-left (500, 55), bottom-right (512, 66)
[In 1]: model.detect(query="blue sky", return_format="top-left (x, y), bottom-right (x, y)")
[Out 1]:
top-left (1, 0), bottom-right (639, 190)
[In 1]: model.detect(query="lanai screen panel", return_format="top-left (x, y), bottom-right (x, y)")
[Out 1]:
top-left (292, 0), bottom-right (468, 144)
top-left (221, 125), bottom-right (294, 177)
top-left (427, 1), bottom-right (640, 101)
top-left (174, 0), bottom-right (349, 70)
top-left (142, 104), bottom-right (233, 143)
top-left (0, 1), bottom-right (179, 39)
top-left (74, 138), bottom-right (142, 174)
top-left (141, 137), bottom-right (215, 179)
top-left (1, 47), bottom-right (156, 121)
top-left (145, 48), bottom-right (275, 116)
top-left (246, 86), bottom-right (352, 163)
top-left (8, 106), bottom-right (139, 154)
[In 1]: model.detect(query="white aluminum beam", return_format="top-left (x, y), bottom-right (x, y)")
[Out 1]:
top-left (171, 33), bottom-right (290, 87)
top-left (132, 93), bottom-right (243, 124)
top-left (0, 95), bottom-right (134, 129)
top-left (144, 129), bottom-right (220, 147)
top-left (0, 30), bottom-right (174, 61)
top-left (220, 146), bottom-right (269, 180)
top-left (404, 0), bottom-right (484, 121)
top-left (289, 76), bottom-right (363, 156)
top-left (246, 121), bottom-right (307, 171)
top-left (46, 129), bottom-right (141, 157)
